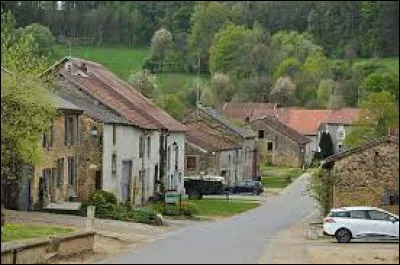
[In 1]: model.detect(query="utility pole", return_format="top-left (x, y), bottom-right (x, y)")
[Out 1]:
top-left (196, 55), bottom-right (200, 119)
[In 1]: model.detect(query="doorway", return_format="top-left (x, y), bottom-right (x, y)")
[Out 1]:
top-left (121, 161), bottom-right (132, 202)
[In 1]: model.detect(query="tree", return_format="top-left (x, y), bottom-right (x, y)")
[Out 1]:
top-left (187, 1), bottom-right (230, 71)
top-left (211, 72), bottom-right (230, 103)
top-left (151, 27), bottom-right (173, 62)
top-left (319, 132), bottom-right (334, 159)
top-left (307, 168), bottom-right (335, 217)
top-left (274, 57), bottom-right (301, 79)
top-left (128, 70), bottom-right (156, 99)
top-left (362, 72), bottom-right (399, 101)
top-left (269, 76), bottom-right (296, 106)
top-left (16, 23), bottom-right (56, 58)
top-left (1, 11), bottom-right (56, 181)
top-left (345, 91), bottom-right (399, 148)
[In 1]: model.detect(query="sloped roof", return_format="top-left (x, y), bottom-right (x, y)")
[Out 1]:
top-left (185, 122), bottom-right (240, 152)
top-left (56, 80), bottom-right (132, 125)
top-left (52, 94), bottom-right (83, 112)
top-left (324, 136), bottom-right (399, 163)
top-left (250, 116), bottom-right (311, 145)
top-left (199, 106), bottom-right (256, 138)
top-left (222, 102), bottom-right (361, 135)
top-left (223, 102), bottom-right (279, 121)
top-left (48, 57), bottom-right (186, 132)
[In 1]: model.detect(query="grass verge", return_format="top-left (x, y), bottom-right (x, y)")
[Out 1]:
top-left (1, 223), bottom-right (73, 242)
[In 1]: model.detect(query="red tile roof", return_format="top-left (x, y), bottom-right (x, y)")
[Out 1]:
top-left (53, 57), bottom-right (186, 132)
top-left (222, 102), bottom-right (361, 135)
top-left (185, 122), bottom-right (240, 152)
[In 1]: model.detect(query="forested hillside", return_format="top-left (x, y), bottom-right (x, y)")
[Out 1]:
top-left (1, 1), bottom-right (399, 119)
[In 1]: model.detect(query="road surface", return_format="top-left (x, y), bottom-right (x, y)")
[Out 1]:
top-left (101, 173), bottom-right (316, 264)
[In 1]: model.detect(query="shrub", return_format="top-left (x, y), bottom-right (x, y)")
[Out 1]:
top-left (180, 202), bottom-right (199, 217)
top-left (91, 190), bottom-right (117, 205)
top-left (132, 208), bottom-right (159, 224)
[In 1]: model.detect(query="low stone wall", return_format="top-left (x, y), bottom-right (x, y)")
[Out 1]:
top-left (1, 231), bottom-right (95, 264)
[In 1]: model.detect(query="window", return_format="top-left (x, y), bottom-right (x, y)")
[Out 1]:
top-left (57, 159), bottom-right (64, 187)
top-left (111, 154), bottom-right (117, 174)
top-left (267, 141), bottom-right (274, 151)
top-left (68, 156), bottom-right (76, 186)
top-left (186, 156), bottom-right (197, 171)
top-left (167, 146), bottom-right (171, 171)
top-left (329, 211), bottom-right (350, 218)
top-left (43, 168), bottom-right (52, 193)
top-left (337, 126), bottom-right (345, 140)
top-left (350, 210), bottom-right (368, 219)
top-left (139, 136), bottom-right (144, 158)
top-left (258, 130), bottom-right (265, 139)
top-left (112, 125), bottom-right (117, 145)
top-left (65, 116), bottom-right (76, 146)
top-left (368, 210), bottom-right (392, 221)
top-left (147, 136), bottom-right (151, 158)
top-left (175, 145), bottom-right (179, 167)
top-left (42, 120), bottom-right (54, 148)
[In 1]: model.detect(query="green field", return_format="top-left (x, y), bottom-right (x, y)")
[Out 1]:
top-left (261, 167), bottom-right (303, 189)
top-left (190, 199), bottom-right (260, 217)
top-left (355, 57), bottom-right (399, 74)
top-left (1, 223), bottom-right (73, 242)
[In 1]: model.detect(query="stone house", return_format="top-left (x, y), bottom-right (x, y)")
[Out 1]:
top-left (223, 104), bottom-right (360, 159)
top-left (250, 116), bottom-right (312, 168)
top-left (30, 95), bottom-right (84, 209)
top-left (182, 105), bottom-right (259, 180)
top-left (184, 122), bottom-right (241, 185)
top-left (43, 57), bottom-right (187, 205)
top-left (322, 137), bottom-right (399, 215)
top-left (316, 109), bottom-right (360, 154)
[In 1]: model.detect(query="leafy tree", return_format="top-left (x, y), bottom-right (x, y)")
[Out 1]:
top-left (187, 1), bottom-right (230, 71)
top-left (274, 57), bottom-right (301, 79)
top-left (307, 168), bottom-right (335, 216)
top-left (1, 11), bottom-right (56, 181)
top-left (151, 27), bottom-right (173, 62)
top-left (269, 76), bottom-right (296, 106)
top-left (345, 91), bottom-right (399, 148)
top-left (16, 23), bottom-right (55, 58)
top-left (362, 72), bottom-right (399, 101)
top-left (316, 79), bottom-right (334, 107)
top-left (211, 72), bottom-right (230, 103)
top-left (128, 70), bottom-right (156, 99)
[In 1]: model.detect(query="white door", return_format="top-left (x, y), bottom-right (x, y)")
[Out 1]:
top-left (348, 210), bottom-right (371, 237)
top-left (368, 210), bottom-right (399, 237)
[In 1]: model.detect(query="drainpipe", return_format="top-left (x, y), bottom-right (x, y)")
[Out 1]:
top-left (141, 130), bottom-right (148, 206)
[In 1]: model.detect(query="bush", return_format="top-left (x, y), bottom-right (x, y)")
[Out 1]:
top-left (91, 190), bottom-right (118, 205)
top-left (149, 202), bottom-right (199, 217)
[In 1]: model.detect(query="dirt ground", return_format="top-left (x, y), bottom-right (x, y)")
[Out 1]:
top-left (258, 211), bottom-right (399, 264)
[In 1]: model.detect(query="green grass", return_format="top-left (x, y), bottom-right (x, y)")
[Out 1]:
top-left (190, 199), bottom-right (260, 217)
top-left (1, 223), bottom-right (73, 243)
top-left (355, 57), bottom-right (399, 74)
top-left (52, 45), bottom-right (151, 80)
top-left (261, 167), bottom-right (303, 189)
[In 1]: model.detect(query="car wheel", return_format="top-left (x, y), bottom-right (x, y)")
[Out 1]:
top-left (335, 228), bottom-right (352, 243)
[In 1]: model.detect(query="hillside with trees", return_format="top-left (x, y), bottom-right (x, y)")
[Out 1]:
top-left (1, 1), bottom-right (398, 121)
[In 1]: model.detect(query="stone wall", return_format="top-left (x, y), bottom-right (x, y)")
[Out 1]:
top-left (184, 143), bottom-right (215, 176)
top-left (251, 119), bottom-right (303, 167)
top-left (332, 142), bottom-right (399, 213)
top-left (77, 116), bottom-right (103, 201)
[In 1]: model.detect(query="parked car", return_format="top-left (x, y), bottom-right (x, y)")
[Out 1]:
top-left (323, 206), bottom-right (399, 243)
top-left (227, 180), bottom-right (264, 195)
top-left (184, 175), bottom-right (227, 200)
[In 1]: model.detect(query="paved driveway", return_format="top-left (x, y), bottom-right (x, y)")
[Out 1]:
top-left (101, 173), bottom-right (316, 264)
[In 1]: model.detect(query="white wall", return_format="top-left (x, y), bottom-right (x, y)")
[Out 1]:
top-left (218, 149), bottom-right (239, 185)
top-left (165, 132), bottom-right (185, 193)
top-left (102, 124), bottom-right (160, 204)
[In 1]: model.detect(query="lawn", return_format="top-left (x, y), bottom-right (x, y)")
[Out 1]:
top-left (1, 223), bottom-right (73, 243)
top-left (261, 167), bottom-right (303, 189)
top-left (52, 45), bottom-right (151, 80)
top-left (190, 199), bottom-right (260, 217)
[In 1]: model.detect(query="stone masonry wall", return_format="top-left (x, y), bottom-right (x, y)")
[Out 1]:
top-left (76, 116), bottom-right (103, 201)
top-left (184, 143), bottom-right (216, 176)
top-left (251, 119), bottom-right (303, 168)
top-left (332, 142), bottom-right (399, 214)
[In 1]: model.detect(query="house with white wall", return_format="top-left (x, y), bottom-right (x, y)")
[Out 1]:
top-left (46, 57), bottom-right (186, 205)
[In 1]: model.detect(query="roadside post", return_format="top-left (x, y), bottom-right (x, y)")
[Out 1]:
top-left (85, 206), bottom-right (95, 232)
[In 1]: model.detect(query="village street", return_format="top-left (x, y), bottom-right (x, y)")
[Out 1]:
top-left (101, 173), bottom-right (316, 264)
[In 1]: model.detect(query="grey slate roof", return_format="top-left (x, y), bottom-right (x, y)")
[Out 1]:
top-left (52, 94), bottom-right (83, 112)
top-left (56, 80), bottom-right (133, 125)
top-left (199, 106), bottom-right (256, 139)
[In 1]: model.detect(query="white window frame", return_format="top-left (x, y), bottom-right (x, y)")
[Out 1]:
top-left (337, 125), bottom-right (346, 140)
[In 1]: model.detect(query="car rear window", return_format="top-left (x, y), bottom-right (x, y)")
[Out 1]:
top-left (329, 211), bottom-right (350, 218)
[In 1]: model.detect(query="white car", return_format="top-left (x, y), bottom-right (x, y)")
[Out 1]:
top-left (323, 206), bottom-right (399, 243)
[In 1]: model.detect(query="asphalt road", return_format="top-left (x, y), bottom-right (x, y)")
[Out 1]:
top-left (101, 173), bottom-right (316, 264)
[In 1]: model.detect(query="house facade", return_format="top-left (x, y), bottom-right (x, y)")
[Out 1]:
top-left (322, 137), bottom-right (399, 215)
top-left (43, 57), bottom-right (187, 205)
top-left (184, 122), bottom-right (241, 185)
top-left (250, 116), bottom-right (312, 168)
top-left (182, 105), bottom-right (259, 180)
